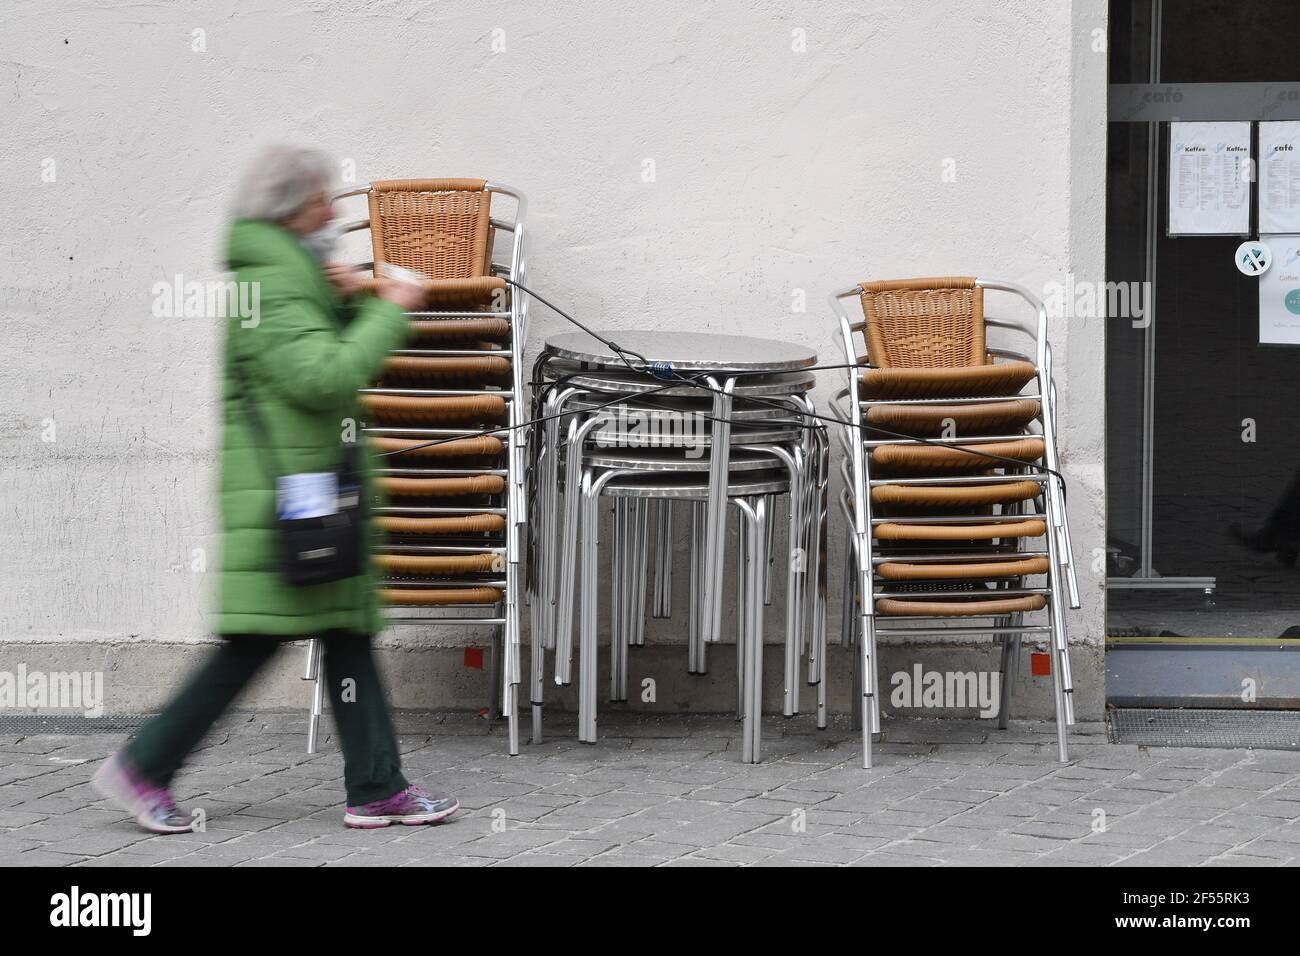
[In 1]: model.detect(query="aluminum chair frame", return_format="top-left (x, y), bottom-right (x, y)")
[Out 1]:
top-left (573, 468), bottom-right (788, 762)
top-left (302, 181), bottom-right (530, 756)
top-left (531, 381), bottom-right (823, 688)
top-left (527, 354), bottom-right (829, 752)
top-left (829, 277), bottom-right (1081, 769)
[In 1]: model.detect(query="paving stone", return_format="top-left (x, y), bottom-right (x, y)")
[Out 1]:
top-left (1037, 843), bottom-right (1132, 865)
top-left (1, 712), bottom-right (1298, 867)
top-left (0, 809), bottom-right (51, 827)
top-left (1231, 839), bottom-right (1300, 861)
top-left (1202, 854), bottom-right (1283, 866)
top-left (234, 856), bottom-right (324, 867)
top-left (849, 849), bottom-right (944, 866)
top-left (456, 830), bottom-right (565, 859)
top-left (10, 849), bottom-right (78, 866)
top-left (40, 829), bottom-right (155, 857)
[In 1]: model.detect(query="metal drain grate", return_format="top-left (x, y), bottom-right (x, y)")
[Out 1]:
top-left (0, 714), bottom-right (151, 735)
top-left (1109, 708), bottom-right (1300, 750)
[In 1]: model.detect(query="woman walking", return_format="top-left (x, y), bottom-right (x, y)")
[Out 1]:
top-left (94, 146), bottom-right (458, 832)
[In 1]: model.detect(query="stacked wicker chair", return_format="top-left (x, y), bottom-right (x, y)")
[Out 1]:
top-left (830, 277), bottom-right (1080, 769)
top-left (301, 179), bottom-right (529, 755)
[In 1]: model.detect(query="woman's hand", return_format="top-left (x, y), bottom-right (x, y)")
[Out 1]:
top-left (376, 277), bottom-right (427, 312)
top-left (322, 262), bottom-right (367, 298)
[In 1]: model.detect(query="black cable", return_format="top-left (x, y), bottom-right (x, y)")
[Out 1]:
top-left (379, 279), bottom-right (1070, 497)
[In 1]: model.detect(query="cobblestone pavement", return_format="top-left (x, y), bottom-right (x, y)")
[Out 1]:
top-left (2, 712), bottom-right (1299, 867)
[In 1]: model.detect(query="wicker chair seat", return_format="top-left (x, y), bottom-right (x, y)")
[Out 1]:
top-left (376, 514), bottom-right (506, 535)
top-left (876, 556), bottom-right (1050, 581)
top-left (870, 479), bottom-right (1041, 509)
top-left (865, 399), bottom-right (1040, 437)
top-left (360, 393), bottom-right (506, 424)
top-left (874, 518), bottom-right (1047, 541)
top-left (382, 587), bottom-right (502, 606)
top-left (871, 438), bottom-right (1045, 474)
top-left (380, 475), bottom-right (505, 497)
top-left (368, 435), bottom-right (504, 458)
top-left (375, 553), bottom-right (505, 575)
top-left (875, 594), bottom-right (1047, 616)
top-left (862, 360), bottom-right (1038, 400)
top-left (417, 275), bottom-right (507, 308)
top-left (409, 317), bottom-right (511, 341)
top-left (382, 355), bottom-right (511, 384)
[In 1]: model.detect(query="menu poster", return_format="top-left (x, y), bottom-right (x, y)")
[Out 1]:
top-left (1168, 122), bottom-right (1252, 236)
top-left (1259, 122), bottom-right (1300, 235)
top-left (1259, 237), bottom-right (1300, 345)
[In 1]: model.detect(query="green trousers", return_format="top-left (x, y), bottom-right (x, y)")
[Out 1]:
top-left (125, 631), bottom-right (409, 806)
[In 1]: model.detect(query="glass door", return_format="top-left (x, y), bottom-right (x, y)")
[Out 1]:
top-left (1106, 0), bottom-right (1300, 702)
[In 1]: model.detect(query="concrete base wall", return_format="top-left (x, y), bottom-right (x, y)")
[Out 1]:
top-left (10, 641), bottom-right (1104, 723)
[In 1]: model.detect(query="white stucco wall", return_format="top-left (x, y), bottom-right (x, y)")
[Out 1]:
top-left (0, 1), bottom-right (1108, 686)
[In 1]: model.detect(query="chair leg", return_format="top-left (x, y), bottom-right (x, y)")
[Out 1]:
top-left (688, 501), bottom-right (707, 674)
top-left (488, 622), bottom-right (504, 721)
top-left (764, 493), bottom-right (777, 606)
top-left (737, 500), bottom-right (754, 760)
top-left (540, 407), bottom-right (565, 652)
top-left (652, 500), bottom-right (673, 619)
top-left (303, 638), bottom-right (323, 755)
top-left (784, 475), bottom-right (803, 718)
top-left (1043, 494), bottom-right (1074, 762)
top-left (578, 472), bottom-right (602, 743)
top-left (701, 377), bottom-right (735, 645)
top-left (610, 499), bottom-right (626, 703)
top-left (867, 610), bottom-right (881, 737)
top-left (858, 613), bottom-right (876, 769)
top-left (555, 417), bottom-right (599, 686)
top-left (751, 497), bottom-right (768, 762)
top-left (840, 531), bottom-right (856, 649)
top-left (844, 529), bottom-right (863, 733)
top-left (527, 450), bottom-right (545, 746)
top-left (631, 498), bottom-right (650, 647)
top-left (740, 497), bottom-right (768, 763)
top-left (996, 614), bottom-right (1022, 731)
top-left (857, 531), bottom-right (877, 768)
top-left (531, 604), bottom-right (545, 745)
top-left (506, 567), bottom-right (520, 756)
top-left (813, 465), bottom-right (830, 730)
top-left (735, 509), bottom-right (746, 720)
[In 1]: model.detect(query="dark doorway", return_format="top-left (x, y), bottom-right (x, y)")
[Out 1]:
top-left (1107, 0), bottom-right (1300, 648)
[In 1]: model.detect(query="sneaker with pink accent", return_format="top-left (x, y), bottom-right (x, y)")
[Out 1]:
top-left (344, 785), bottom-right (459, 828)
top-left (91, 752), bottom-right (196, 834)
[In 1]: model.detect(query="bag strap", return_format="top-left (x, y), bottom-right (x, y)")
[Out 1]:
top-left (229, 353), bottom-right (288, 482)
top-left (229, 352), bottom-right (361, 484)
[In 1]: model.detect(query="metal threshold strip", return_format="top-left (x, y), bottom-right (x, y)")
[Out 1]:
top-left (1108, 707), bottom-right (1300, 751)
top-left (1107, 636), bottom-right (1300, 646)
top-left (0, 714), bottom-right (149, 734)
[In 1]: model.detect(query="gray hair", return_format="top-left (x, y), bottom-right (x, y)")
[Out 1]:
top-left (231, 145), bottom-right (335, 221)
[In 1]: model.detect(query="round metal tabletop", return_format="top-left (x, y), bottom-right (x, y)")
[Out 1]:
top-left (601, 470), bottom-right (792, 500)
top-left (551, 369), bottom-right (816, 398)
top-left (582, 448), bottom-right (781, 473)
top-left (543, 330), bottom-right (817, 372)
top-left (585, 421), bottom-right (805, 448)
top-left (566, 394), bottom-right (803, 421)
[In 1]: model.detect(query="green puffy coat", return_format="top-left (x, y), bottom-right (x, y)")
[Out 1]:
top-left (215, 219), bottom-right (408, 636)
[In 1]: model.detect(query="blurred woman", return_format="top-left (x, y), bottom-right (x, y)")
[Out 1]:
top-left (94, 146), bottom-right (458, 832)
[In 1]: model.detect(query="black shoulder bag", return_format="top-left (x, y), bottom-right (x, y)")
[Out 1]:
top-left (230, 357), bottom-right (367, 586)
